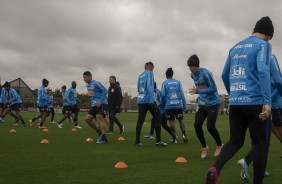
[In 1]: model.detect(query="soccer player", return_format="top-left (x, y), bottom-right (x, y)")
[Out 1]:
top-left (83, 71), bottom-right (108, 144)
top-left (47, 89), bottom-right (56, 124)
top-left (107, 76), bottom-right (124, 134)
top-left (145, 82), bottom-right (177, 142)
top-left (57, 81), bottom-right (81, 129)
top-left (161, 68), bottom-right (187, 143)
top-left (61, 85), bottom-right (72, 123)
top-left (206, 16), bottom-right (274, 184)
top-left (0, 85), bottom-right (19, 123)
top-left (30, 79), bottom-right (50, 128)
top-left (237, 54), bottom-right (282, 183)
top-left (135, 62), bottom-right (167, 146)
top-left (187, 54), bottom-right (223, 158)
top-left (0, 82), bottom-right (26, 126)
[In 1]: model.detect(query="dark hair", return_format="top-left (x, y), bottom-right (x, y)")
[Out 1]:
top-left (144, 61), bottom-right (154, 67)
top-left (83, 71), bottom-right (92, 76)
top-left (3, 81), bottom-right (10, 87)
top-left (110, 76), bottom-right (116, 81)
top-left (42, 78), bottom-right (49, 85)
top-left (61, 85), bottom-right (66, 90)
top-left (187, 54), bottom-right (200, 67)
top-left (165, 68), bottom-right (174, 77)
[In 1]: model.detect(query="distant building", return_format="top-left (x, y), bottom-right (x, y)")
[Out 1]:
top-left (6, 78), bottom-right (36, 109)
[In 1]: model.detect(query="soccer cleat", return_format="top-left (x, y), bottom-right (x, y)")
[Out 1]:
top-left (57, 123), bottom-right (62, 129)
top-left (206, 167), bottom-right (219, 184)
top-left (144, 134), bottom-right (152, 138)
top-left (147, 135), bottom-right (155, 140)
top-left (169, 135), bottom-right (178, 142)
top-left (120, 125), bottom-right (124, 134)
top-left (214, 144), bottom-right (224, 157)
top-left (155, 141), bottom-right (168, 147)
top-left (96, 140), bottom-right (108, 144)
top-left (75, 125), bottom-right (82, 129)
top-left (13, 123), bottom-right (18, 126)
top-left (172, 138), bottom-right (178, 144)
top-left (50, 121), bottom-right (56, 124)
top-left (182, 134), bottom-right (188, 143)
top-left (201, 146), bottom-right (209, 159)
top-left (106, 131), bottom-right (114, 134)
top-left (0, 117), bottom-right (5, 123)
top-left (135, 142), bottom-right (144, 147)
top-left (237, 159), bottom-right (249, 183)
top-left (29, 120), bottom-right (33, 126)
top-left (264, 171), bottom-right (270, 177)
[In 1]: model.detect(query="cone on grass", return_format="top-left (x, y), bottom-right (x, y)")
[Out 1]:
top-left (40, 139), bottom-right (49, 144)
top-left (10, 129), bottom-right (16, 133)
top-left (71, 128), bottom-right (77, 132)
top-left (114, 161), bottom-right (128, 168)
top-left (86, 138), bottom-right (93, 142)
top-left (117, 137), bottom-right (125, 141)
top-left (42, 129), bottom-right (49, 132)
top-left (175, 156), bottom-right (187, 163)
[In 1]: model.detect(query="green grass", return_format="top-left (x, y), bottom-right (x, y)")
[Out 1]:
top-left (0, 112), bottom-right (281, 184)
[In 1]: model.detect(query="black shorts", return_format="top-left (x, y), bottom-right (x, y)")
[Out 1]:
top-left (272, 109), bottom-right (282, 127)
top-left (103, 104), bottom-right (109, 117)
top-left (65, 104), bottom-right (79, 115)
top-left (38, 106), bottom-right (48, 112)
top-left (48, 107), bottom-right (54, 112)
top-left (166, 109), bottom-right (183, 120)
top-left (11, 103), bottom-right (23, 111)
top-left (88, 105), bottom-right (104, 117)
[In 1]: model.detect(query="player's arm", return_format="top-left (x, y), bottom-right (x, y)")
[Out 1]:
top-left (222, 53), bottom-right (231, 94)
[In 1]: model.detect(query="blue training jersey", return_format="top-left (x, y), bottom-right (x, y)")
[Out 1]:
top-left (61, 91), bottom-right (68, 106)
top-left (47, 94), bottom-right (54, 108)
top-left (161, 78), bottom-right (187, 111)
top-left (155, 89), bottom-right (165, 114)
top-left (65, 87), bottom-right (78, 105)
top-left (137, 70), bottom-right (155, 104)
top-left (0, 88), bottom-right (5, 103)
top-left (190, 68), bottom-right (220, 106)
top-left (222, 36), bottom-right (272, 105)
top-left (37, 85), bottom-right (48, 107)
top-left (270, 54), bottom-right (282, 109)
top-left (4, 88), bottom-right (22, 104)
top-left (86, 80), bottom-right (107, 107)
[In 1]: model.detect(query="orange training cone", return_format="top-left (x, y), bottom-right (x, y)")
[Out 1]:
top-left (175, 156), bottom-right (187, 163)
top-left (40, 139), bottom-right (49, 144)
top-left (42, 129), bottom-right (49, 132)
top-left (114, 162), bottom-right (128, 168)
top-left (10, 129), bottom-right (16, 133)
top-left (71, 128), bottom-right (77, 132)
top-left (86, 138), bottom-right (93, 142)
top-left (117, 137), bottom-right (125, 141)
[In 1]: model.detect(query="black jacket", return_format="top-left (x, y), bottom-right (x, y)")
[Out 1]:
top-left (108, 83), bottom-right (122, 107)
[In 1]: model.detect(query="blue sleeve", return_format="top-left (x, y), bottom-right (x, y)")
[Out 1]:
top-left (96, 81), bottom-right (107, 102)
top-left (161, 82), bottom-right (166, 105)
top-left (270, 55), bottom-right (282, 96)
top-left (257, 43), bottom-right (271, 105)
top-left (196, 71), bottom-right (217, 94)
top-left (65, 90), bottom-right (71, 104)
top-left (222, 54), bottom-right (231, 94)
top-left (179, 83), bottom-right (187, 111)
top-left (8, 90), bottom-right (17, 103)
top-left (39, 88), bottom-right (48, 101)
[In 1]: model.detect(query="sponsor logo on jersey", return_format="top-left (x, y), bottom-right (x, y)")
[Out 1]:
top-left (230, 64), bottom-right (246, 78)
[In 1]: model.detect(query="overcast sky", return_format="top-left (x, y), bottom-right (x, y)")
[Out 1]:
top-left (0, 0), bottom-right (281, 100)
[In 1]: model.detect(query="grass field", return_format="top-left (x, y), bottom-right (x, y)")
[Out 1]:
top-left (0, 112), bottom-right (281, 184)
